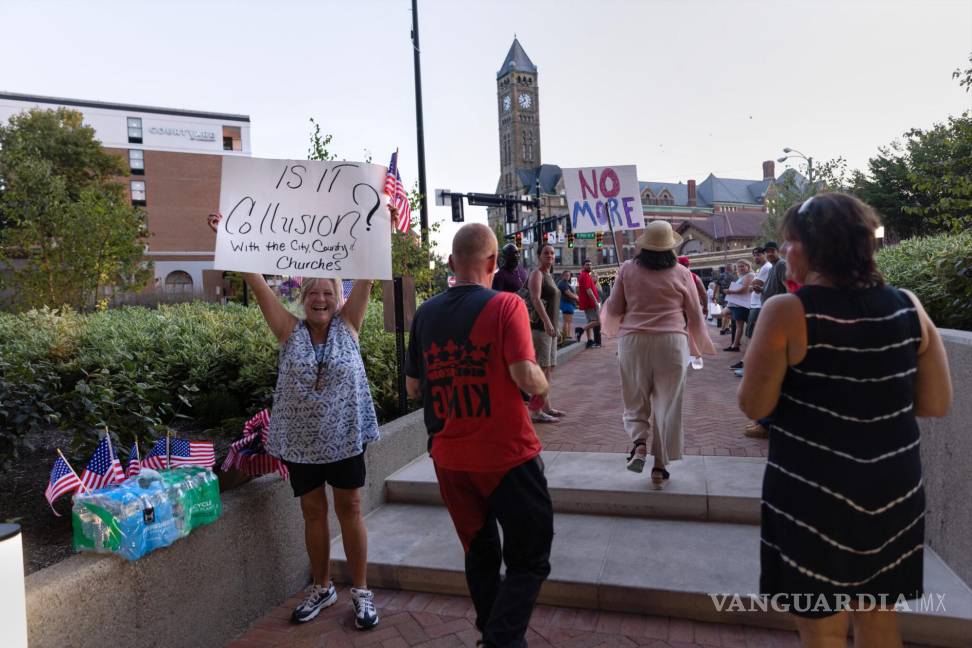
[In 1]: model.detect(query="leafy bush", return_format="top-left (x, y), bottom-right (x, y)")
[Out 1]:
top-left (0, 299), bottom-right (404, 464)
top-left (876, 231), bottom-right (972, 330)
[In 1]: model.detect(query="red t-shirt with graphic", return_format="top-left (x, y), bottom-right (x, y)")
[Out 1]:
top-left (577, 270), bottom-right (598, 310)
top-left (405, 286), bottom-right (541, 472)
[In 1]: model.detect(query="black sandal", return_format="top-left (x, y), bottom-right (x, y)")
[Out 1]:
top-left (626, 441), bottom-right (647, 473)
top-left (650, 467), bottom-right (670, 489)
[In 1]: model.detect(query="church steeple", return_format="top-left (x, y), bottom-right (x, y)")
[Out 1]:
top-left (497, 38), bottom-right (537, 79)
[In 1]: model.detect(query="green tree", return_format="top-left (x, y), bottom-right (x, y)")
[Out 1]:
top-left (953, 52), bottom-right (972, 93)
top-left (388, 181), bottom-right (448, 299)
top-left (762, 157), bottom-right (848, 239)
top-left (0, 108), bottom-right (151, 309)
top-left (852, 57), bottom-right (972, 237)
top-left (852, 115), bottom-right (972, 237)
top-left (307, 117), bottom-right (336, 161)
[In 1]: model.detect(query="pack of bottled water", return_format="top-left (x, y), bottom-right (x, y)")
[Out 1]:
top-left (71, 467), bottom-right (222, 560)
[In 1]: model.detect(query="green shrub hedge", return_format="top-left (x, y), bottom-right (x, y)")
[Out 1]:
top-left (876, 231), bottom-right (972, 331)
top-left (0, 300), bottom-right (401, 464)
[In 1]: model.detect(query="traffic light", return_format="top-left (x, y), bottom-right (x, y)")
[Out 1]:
top-left (505, 202), bottom-right (516, 224)
top-left (595, 232), bottom-right (604, 248)
top-left (567, 232), bottom-right (575, 248)
top-left (514, 232), bottom-right (523, 250)
top-left (450, 194), bottom-right (464, 223)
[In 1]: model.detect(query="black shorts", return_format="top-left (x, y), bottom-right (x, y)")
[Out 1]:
top-left (284, 450), bottom-right (366, 497)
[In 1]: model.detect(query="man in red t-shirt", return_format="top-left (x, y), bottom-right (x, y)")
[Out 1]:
top-left (575, 259), bottom-right (602, 348)
top-left (406, 223), bottom-right (553, 648)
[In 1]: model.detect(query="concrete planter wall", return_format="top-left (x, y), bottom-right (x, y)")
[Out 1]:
top-left (920, 329), bottom-right (972, 587)
top-left (24, 409), bottom-right (428, 648)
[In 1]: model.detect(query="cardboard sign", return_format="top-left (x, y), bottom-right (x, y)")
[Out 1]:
top-left (563, 165), bottom-right (643, 234)
top-left (214, 157), bottom-right (393, 279)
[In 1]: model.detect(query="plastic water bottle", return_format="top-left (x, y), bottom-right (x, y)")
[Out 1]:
top-left (690, 356), bottom-right (704, 370)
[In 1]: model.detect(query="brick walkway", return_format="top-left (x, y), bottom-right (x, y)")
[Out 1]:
top-left (541, 328), bottom-right (768, 457)
top-left (229, 585), bottom-right (806, 648)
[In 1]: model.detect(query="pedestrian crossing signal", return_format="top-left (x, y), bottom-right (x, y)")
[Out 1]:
top-left (567, 233), bottom-right (575, 248)
top-left (515, 232), bottom-right (523, 250)
top-left (595, 232), bottom-right (604, 248)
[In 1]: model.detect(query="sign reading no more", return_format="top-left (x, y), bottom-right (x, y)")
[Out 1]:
top-left (214, 157), bottom-right (393, 280)
top-left (563, 165), bottom-right (643, 234)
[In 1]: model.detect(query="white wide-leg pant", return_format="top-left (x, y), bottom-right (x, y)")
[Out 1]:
top-left (618, 332), bottom-right (688, 466)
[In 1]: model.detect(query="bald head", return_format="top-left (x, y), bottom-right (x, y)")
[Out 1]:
top-left (448, 223), bottom-right (498, 288)
top-left (451, 223), bottom-right (498, 270)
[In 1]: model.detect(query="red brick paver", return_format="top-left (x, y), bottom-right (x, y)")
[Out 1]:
top-left (540, 330), bottom-right (768, 457)
top-left (230, 585), bottom-right (804, 647)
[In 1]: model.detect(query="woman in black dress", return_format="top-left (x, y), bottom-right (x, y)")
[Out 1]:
top-left (738, 193), bottom-right (952, 647)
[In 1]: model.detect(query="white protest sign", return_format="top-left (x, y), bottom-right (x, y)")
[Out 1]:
top-left (563, 165), bottom-right (643, 234)
top-left (214, 157), bottom-right (393, 280)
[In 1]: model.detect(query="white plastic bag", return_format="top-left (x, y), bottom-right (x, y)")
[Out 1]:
top-left (709, 302), bottom-right (722, 316)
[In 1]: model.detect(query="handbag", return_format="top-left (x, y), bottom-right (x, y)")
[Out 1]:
top-left (517, 282), bottom-right (547, 329)
top-left (709, 302), bottom-right (723, 316)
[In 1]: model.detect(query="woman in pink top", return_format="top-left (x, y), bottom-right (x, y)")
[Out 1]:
top-left (602, 221), bottom-right (716, 488)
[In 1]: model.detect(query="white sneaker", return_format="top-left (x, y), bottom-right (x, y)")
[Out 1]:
top-left (351, 587), bottom-right (379, 630)
top-left (291, 582), bottom-right (337, 623)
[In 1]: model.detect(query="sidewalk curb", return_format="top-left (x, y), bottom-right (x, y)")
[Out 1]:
top-left (556, 339), bottom-right (587, 366)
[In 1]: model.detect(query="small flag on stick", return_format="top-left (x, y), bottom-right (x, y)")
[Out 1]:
top-left (79, 436), bottom-right (125, 491)
top-left (144, 438), bottom-right (216, 469)
top-left (44, 451), bottom-right (83, 515)
top-left (126, 439), bottom-right (141, 478)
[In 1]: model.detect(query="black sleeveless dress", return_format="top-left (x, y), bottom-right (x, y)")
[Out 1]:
top-left (760, 285), bottom-right (924, 617)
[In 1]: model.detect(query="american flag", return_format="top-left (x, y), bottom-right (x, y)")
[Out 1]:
top-left (126, 442), bottom-right (141, 478)
top-left (80, 436), bottom-right (126, 491)
top-left (220, 409), bottom-right (289, 480)
top-left (143, 438), bottom-right (216, 469)
top-left (45, 456), bottom-right (81, 515)
top-left (384, 151), bottom-right (412, 233)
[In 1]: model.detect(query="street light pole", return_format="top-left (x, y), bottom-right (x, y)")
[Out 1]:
top-left (779, 147), bottom-right (814, 186)
top-left (411, 0), bottom-right (429, 245)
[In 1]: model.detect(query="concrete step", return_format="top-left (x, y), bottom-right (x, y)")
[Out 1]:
top-left (332, 503), bottom-right (972, 648)
top-left (386, 451), bottom-right (765, 524)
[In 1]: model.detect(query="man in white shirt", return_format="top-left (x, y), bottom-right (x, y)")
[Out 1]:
top-left (731, 247), bottom-right (771, 371)
top-left (739, 243), bottom-right (778, 439)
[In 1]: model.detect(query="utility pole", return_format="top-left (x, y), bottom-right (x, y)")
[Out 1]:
top-left (411, 0), bottom-right (429, 245)
top-left (534, 175), bottom-right (542, 254)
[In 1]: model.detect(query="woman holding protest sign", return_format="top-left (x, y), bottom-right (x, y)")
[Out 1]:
top-left (208, 212), bottom-right (382, 631)
top-left (601, 221), bottom-right (716, 489)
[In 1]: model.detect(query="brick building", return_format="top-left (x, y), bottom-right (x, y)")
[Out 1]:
top-left (0, 92), bottom-right (250, 300)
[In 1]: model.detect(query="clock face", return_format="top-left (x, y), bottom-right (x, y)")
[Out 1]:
top-left (518, 92), bottom-right (532, 109)
top-left (502, 95), bottom-right (511, 112)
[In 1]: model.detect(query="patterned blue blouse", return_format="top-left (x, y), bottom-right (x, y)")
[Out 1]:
top-left (266, 316), bottom-right (380, 464)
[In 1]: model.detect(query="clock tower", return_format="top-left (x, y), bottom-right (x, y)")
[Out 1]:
top-left (496, 38), bottom-right (540, 195)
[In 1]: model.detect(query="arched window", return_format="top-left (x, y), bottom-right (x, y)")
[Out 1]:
top-left (164, 271), bottom-right (193, 295)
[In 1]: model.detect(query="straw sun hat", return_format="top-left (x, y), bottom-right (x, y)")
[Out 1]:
top-left (634, 220), bottom-right (683, 252)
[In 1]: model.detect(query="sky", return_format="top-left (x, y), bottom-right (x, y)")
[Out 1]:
top-left (1, 0), bottom-right (970, 253)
